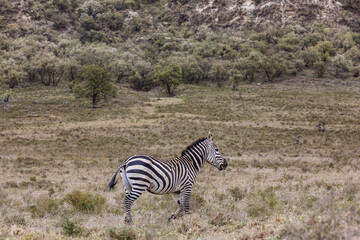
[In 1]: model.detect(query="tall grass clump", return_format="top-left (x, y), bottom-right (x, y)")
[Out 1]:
top-left (108, 226), bottom-right (137, 240)
top-left (65, 190), bottom-right (106, 213)
top-left (28, 197), bottom-right (63, 218)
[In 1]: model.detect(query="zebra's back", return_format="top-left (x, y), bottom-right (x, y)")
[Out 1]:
top-left (124, 155), bottom-right (181, 195)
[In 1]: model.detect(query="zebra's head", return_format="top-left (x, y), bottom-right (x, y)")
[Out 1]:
top-left (205, 132), bottom-right (227, 171)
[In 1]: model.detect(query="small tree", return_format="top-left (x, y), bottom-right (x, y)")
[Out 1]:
top-left (153, 63), bottom-right (182, 96)
top-left (74, 65), bottom-right (116, 108)
top-left (212, 63), bottom-right (230, 87)
top-left (261, 56), bottom-right (286, 82)
top-left (314, 61), bottom-right (325, 77)
top-left (332, 55), bottom-right (352, 77)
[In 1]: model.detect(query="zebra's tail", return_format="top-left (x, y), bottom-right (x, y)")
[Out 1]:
top-left (108, 161), bottom-right (126, 190)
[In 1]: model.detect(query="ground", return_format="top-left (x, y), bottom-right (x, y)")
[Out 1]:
top-left (0, 79), bottom-right (360, 239)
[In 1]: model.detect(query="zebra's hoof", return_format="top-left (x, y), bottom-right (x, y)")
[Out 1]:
top-left (168, 214), bottom-right (176, 222)
top-left (125, 216), bottom-right (132, 224)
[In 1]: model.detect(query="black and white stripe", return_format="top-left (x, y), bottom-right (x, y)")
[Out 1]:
top-left (108, 132), bottom-right (227, 224)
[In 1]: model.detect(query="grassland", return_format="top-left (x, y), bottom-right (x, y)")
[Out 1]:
top-left (0, 79), bottom-right (360, 239)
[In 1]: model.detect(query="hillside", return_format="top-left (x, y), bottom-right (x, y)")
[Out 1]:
top-left (1, 0), bottom-right (360, 36)
top-left (1, 1), bottom-right (360, 91)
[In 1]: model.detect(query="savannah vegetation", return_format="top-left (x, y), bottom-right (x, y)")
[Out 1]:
top-left (1, 82), bottom-right (360, 239)
top-left (1, 0), bottom-right (360, 239)
top-left (1, 0), bottom-right (360, 101)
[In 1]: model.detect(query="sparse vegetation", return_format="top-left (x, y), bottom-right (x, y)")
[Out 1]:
top-left (0, 83), bottom-right (359, 238)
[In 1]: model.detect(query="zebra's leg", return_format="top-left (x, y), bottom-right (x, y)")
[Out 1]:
top-left (168, 192), bottom-right (183, 221)
top-left (124, 187), bottom-right (147, 224)
top-left (182, 187), bottom-right (192, 215)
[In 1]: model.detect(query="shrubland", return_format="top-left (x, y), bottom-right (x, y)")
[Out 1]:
top-left (1, 1), bottom-right (360, 94)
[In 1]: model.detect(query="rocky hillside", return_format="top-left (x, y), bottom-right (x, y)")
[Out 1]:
top-left (1, 0), bottom-right (360, 39)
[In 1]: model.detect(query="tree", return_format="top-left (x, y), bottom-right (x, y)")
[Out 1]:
top-left (153, 63), bottom-right (182, 96)
top-left (261, 56), bottom-right (286, 82)
top-left (211, 63), bottom-right (230, 87)
top-left (74, 65), bottom-right (116, 108)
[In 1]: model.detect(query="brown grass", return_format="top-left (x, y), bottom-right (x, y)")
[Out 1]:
top-left (0, 81), bottom-right (359, 239)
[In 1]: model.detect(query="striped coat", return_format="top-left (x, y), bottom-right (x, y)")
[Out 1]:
top-left (108, 133), bottom-right (227, 223)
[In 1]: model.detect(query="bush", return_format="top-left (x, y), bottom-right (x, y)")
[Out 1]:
top-left (237, 51), bottom-right (262, 82)
top-left (332, 55), bottom-right (353, 77)
top-left (102, 11), bottom-right (124, 31)
top-left (108, 226), bottom-right (136, 240)
top-left (62, 217), bottom-right (84, 236)
top-left (261, 56), bottom-right (286, 82)
top-left (64, 190), bottom-right (106, 213)
top-left (129, 72), bottom-right (153, 91)
top-left (314, 61), bottom-right (326, 77)
top-left (153, 63), bottom-right (182, 96)
top-left (277, 32), bottom-right (301, 52)
top-left (129, 60), bottom-right (153, 91)
top-left (28, 197), bottom-right (62, 218)
top-left (229, 187), bottom-right (245, 201)
top-left (1, 89), bottom-right (11, 102)
top-left (73, 65), bottom-right (116, 108)
top-left (230, 74), bottom-right (243, 91)
top-left (211, 63), bottom-right (230, 87)
top-left (315, 41), bottom-right (334, 61)
top-left (181, 58), bottom-right (203, 84)
top-left (3, 69), bottom-right (21, 88)
top-left (302, 47), bottom-right (321, 67)
top-left (80, 16), bottom-right (98, 31)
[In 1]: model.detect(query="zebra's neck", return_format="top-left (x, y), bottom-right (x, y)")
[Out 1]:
top-left (181, 142), bottom-right (206, 172)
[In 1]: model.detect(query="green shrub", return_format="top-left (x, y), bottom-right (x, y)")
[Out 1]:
top-left (1, 89), bottom-right (11, 102)
top-left (287, 59), bottom-right (305, 76)
top-left (277, 32), bottom-right (301, 52)
top-left (230, 74), bottom-right (243, 91)
top-left (229, 187), bottom-right (245, 201)
top-left (64, 190), bottom-right (106, 213)
top-left (129, 72), bottom-right (153, 91)
top-left (108, 226), bottom-right (136, 240)
top-left (302, 47), bottom-right (321, 67)
top-left (53, 14), bottom-right (68, 29)
top-left (314, 61), bottom-right (326, 77)
top-left (345, 46), bottom-right (360, 61)
top-left (3, 68), bottom-right (24, 88)
top-left (332, 54), bottom-right (353, 77)
top-left (259, 187), bottom-right (278, 209)
top-left (62, 217), bottom-right (83, 236)
top-left (73, 65), bottom-right (116, 108)
top-left (181, 58), bottom-right (203, 84)
top-left (102, 11), bottom-right (124, 31)
top-left (81, 16), bottom-right (98, 31)
top-left (153, 63), bottom-right (182, 96)
top-left (247, 204), bottom-right (266, 218)
top-left (28, 197), bottom-right (62, 218)
top-left (315, 41), bottom-right (334, 61)
top-left (236, 51), bottom-right (262, 82)
top-left (261, 56), bottom-right (286, 82)
top-left (211, 63), bottom-right (230, 87)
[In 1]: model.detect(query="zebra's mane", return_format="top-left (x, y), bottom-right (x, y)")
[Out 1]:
top-left (181, 137), bottom-right (207, 156)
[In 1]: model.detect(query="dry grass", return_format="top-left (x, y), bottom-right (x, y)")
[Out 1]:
top-left (0, 81), bottom-right (360, 239)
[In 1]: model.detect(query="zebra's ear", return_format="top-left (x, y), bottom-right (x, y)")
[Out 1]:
top-left (207, 132), bottom-right (213, 141)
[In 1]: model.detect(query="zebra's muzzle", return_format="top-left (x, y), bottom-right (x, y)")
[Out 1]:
top-left (219, 161), bottom-right (227, 171)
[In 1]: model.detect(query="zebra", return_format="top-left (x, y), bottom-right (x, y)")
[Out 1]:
top-left (108, 132), bottom-right (227, 224)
